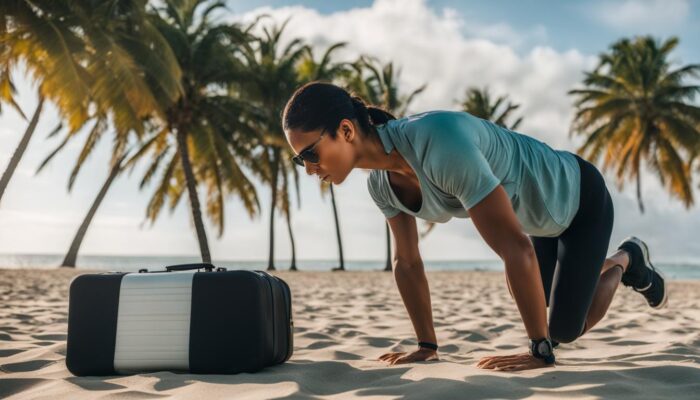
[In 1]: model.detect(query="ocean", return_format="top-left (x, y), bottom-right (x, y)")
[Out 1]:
top-left (1, 253), bottom-right (699, 280)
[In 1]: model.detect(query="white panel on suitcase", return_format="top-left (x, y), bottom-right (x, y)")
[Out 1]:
top-left (113, 271), bottom-right (195, 373)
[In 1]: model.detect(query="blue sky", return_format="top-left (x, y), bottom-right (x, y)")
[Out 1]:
top-left (229, 0), bottom-right (700, 58)
top-left (1, 0), bottom-right (699, 263)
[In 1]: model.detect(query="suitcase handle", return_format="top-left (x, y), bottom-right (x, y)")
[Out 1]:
top-left (165, 263), bottom-right (216, 272)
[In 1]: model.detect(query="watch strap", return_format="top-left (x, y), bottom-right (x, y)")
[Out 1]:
top-left (418, 341), bottom-right (438, 351)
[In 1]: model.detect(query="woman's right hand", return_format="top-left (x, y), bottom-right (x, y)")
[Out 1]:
top-left (378, 348), bottom-right (439, 365)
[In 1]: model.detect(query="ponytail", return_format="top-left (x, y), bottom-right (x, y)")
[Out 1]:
top-left (349, 95), bottom-right (396, 135)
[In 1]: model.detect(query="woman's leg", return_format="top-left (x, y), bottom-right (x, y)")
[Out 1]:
top-left (580, 249), bottom-right (630, 335)
top-left (529, 235), bottom-right (559, 307)
top-left (547, 155), bottom-right (615, 344)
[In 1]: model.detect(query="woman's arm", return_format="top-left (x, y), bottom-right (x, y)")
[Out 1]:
top-left (388, 211), bottom-right (437, 344)
top-left (377, 211), bottom-right (439, 365)
top-left (469, 185), bottom-right (553, 371)
top-left (468, 185), bottom-right (549, 341)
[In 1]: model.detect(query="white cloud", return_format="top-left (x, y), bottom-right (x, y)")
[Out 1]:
top-left (590, 0), bottom-right (690, 32)
top-left (231, 0), bottom-right (596, 150)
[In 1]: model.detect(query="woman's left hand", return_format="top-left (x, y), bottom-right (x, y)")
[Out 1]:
top-left (476, 352), bottom-right (554, 372)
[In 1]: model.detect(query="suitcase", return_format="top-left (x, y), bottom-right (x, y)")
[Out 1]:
top-left (65, 263), bottom-right (293, 376)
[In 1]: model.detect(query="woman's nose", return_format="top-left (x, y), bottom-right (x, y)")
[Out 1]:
top-left (305, 162), bottom-right (315, 175)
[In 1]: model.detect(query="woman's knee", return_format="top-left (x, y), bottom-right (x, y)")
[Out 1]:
top-left (549, 319), bottom-right (584, 344)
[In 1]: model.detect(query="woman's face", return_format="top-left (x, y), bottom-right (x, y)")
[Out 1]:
top-left (286, 119), bottom-right (357, 185)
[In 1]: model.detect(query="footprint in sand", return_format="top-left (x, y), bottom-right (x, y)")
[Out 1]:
top-left (0, 349), bottom-right (24, 357)
top-left (0, 378), bottom-right (44, 399)
top-left (0, 359), bottom-right (57, 373)
top-left (341, 330), bottom-right (363, 338)
top-left (301, 332), bottom-right (333, 340)
top-left (307, 340), bottom-right (336, 349)
top-left (31, 334), bottom-right (67, 341)
top-left (31, 341), bottom-right (55, 346)
top-left (488, 324), bottom-right (514, 333)
top-left (362, 337), bottom-right (395, 347)
top-left (332, 351), bottom-right (363, 360)
top-left (463, 332), bottom-right (489, 342)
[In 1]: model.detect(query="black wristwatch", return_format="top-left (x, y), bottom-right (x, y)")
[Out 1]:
top-left (529, 337), bottom-right (555, 364)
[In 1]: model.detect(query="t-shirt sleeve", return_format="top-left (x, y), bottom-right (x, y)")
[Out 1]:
top-left (416, 113), bottom-right (501, 210)
top-left (366, 173), bottom-right (401, 219)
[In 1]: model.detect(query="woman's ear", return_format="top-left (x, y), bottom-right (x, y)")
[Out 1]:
top-left (339, 119), bottom-right (356, 142)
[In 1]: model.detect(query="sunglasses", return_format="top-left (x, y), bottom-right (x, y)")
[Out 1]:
top-left (292, 129), bottom-right (327, 167)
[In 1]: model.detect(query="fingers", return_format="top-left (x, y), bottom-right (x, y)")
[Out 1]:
top-left (380, 351), bottom-right (549, 371)
top-left (391, 352), bottom-right (420, 365)
top-left (378, 352), bottom-right (400, 360)
top-left (378, 350), bottom-right (437, 365)
top-left (378, 352), bottom-right (405, 364)
top-left (477, 353), bottom-right (531, 369)
top-left (476, 355), bottom-right (515, 368)
top-left (479, 356), bottom-right (554, 372)
top-left (494, 364), bottom-right (525, 372)
top-left (391, 355), bottom-right (409, 365)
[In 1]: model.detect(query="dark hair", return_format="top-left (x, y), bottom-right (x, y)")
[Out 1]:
top-left (282, 81), bottom-right (396, 139)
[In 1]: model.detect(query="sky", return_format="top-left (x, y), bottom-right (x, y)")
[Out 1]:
top-left (0, 0), bottom-right (699, 263)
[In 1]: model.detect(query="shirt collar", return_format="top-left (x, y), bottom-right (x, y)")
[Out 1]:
top-left (375, 123), bottom-right (395, 154)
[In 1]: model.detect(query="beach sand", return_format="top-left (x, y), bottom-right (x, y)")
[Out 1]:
top-left (1, 267), bottom-right (699, 399)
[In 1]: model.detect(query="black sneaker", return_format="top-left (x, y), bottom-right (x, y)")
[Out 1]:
top-left (617, 236), bottom-right (668, 309)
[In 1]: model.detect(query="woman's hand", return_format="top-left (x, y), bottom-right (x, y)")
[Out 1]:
top-left (476, 352), bottom-right (554, 372)
top-left (378, 348), bottom-right (439, 365)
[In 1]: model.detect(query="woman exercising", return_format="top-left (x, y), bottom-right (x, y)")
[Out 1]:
top-left (282, 81), bottom-right (668, 372)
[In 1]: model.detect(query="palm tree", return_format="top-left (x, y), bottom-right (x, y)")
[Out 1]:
top-left (237, 16), bottom-right (310, 271)
top-left (569, 36), bottom-right (700, 213)
top-left (9, 0), bottom-right (183, 267)
top-left (0, 1), bottom-right (90, 206)
top-left (0, 67), bottom-right (26, 119)
top-left (343, 55), bottom-right (426, 271)
top-left (125, 0), bottom-right (263, 264)
top-left (60, 152), bottom-right (129, 267)
top-left (459, 86), bottom-right (523, 130)
top-left (0, 97), bottom-right (42, 205)
top-left (298, 42), bottom-right (351, 271)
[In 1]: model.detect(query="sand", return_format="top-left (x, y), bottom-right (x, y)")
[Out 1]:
top-left (1, 267), bottom-right (699, 399)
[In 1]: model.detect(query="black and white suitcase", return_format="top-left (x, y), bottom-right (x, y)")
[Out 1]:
top-left (66, 263), bottom-right (293, 376)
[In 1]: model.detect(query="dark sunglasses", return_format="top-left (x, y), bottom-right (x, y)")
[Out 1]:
top-left (292, 129), bottom-right (327, 167)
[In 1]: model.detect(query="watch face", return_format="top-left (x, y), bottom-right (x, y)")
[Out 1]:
top-left (537, 340), bottom-right (552, 356)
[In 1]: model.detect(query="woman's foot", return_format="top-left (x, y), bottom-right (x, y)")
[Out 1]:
top-left (617, 236), bottom-right (668, 309)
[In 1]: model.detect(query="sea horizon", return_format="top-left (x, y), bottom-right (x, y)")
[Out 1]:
top-left (2, 253), bottom-right (700, 280)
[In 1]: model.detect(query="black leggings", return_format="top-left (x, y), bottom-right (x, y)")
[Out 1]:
top-left (529, 153), bottom-right (614, 344)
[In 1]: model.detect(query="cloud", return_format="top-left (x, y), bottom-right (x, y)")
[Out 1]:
top-left (231, 0), bottom-right (596, 150)
top-left (590, 0), bottom-right (690, 32)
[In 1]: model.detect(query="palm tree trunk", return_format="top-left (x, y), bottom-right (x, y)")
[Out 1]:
top-left (267, 159), bottom-right (279, 271)
top-left (384, 222), bottom-right (392, 271)
top-left (61, 153), bottom-right (126, 268)
top-left (176, 129), bottom-right (211, 263)
top-left (0, 96), bottom-right (44, 206)
top-left (330, 183), bottom-right (345, 271)
top-left (285, 209), bottom-right (297, 271)
top-left (636, 164), bottom-right (645, 214)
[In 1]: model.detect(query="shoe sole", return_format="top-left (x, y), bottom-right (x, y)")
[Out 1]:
top-left (620, 236), bottom-right (669, 310)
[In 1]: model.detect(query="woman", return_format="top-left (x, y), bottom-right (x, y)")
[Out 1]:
top-left (282, 81), bottom-right (668, 372)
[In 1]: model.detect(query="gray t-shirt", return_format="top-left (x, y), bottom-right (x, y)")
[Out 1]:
top-left (366, 110), bottom-right (581, 237)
